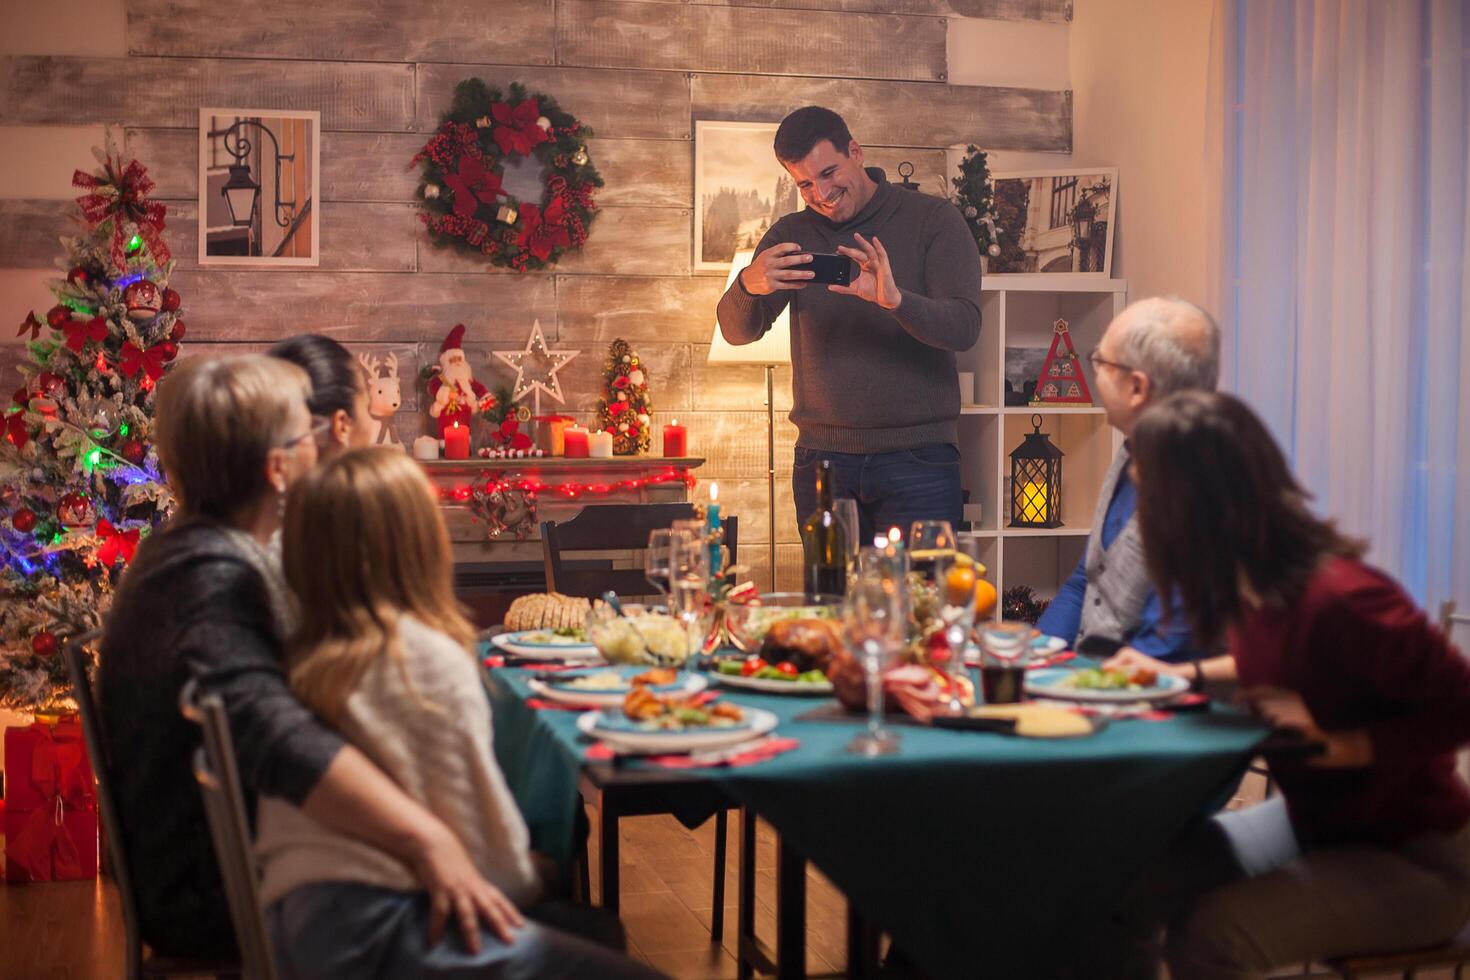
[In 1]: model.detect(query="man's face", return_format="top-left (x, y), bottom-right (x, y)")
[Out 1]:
top-left (782, 139), bottom-right (868, 223)
top-left (1091, 316), bottom-right (1150, 435)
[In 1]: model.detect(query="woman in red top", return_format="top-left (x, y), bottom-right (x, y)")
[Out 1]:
top-left (1093, 391), bottom-right (1470, 979)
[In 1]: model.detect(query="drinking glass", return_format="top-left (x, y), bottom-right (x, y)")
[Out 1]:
top-left (978, 620), bottom-right (1032, 704)
top-left (644, 529), bottom-right (679, 608)
top-left (669, 531), bottom-right (710, 657)
top-left (833, 498), bottom-right (861, 584)
top-left (908, 519), bottom-right (957, 585)
top-left (844, 547), bottom-right (908, 756)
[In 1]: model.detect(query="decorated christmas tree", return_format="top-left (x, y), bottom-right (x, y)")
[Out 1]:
top-left (594, 339), bottom-right (651, 455)
top-left (0, 137), bottom-right (181, 711)
top-left (950, 145), bottom-right (1004, 260)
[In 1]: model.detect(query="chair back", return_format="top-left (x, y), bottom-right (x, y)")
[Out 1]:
top-left (541, 503), bottom-right (739, 599)
top-left (180, 680), bottom-right (278, 980)
top-left (65, 630), bottom-right (150, 978)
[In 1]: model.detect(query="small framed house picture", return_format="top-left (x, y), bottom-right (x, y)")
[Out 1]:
top-left (198, 109), bottom-right (320, 266)
top-left (988, 168), bottom-right (1117, 277)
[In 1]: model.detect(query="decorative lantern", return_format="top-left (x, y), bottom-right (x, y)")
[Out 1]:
top-left (221, 163), bottom-right (261, 227)
top-left (1009, 414), bottom-right (1063, 528)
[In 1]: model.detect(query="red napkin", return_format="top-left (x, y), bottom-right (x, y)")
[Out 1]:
top-left (483, 656), bottom-right (583, 672)
top-left (1026, 651), bottom-right (1077, 670)
top-left (585, 736), bottom-right (800, 769)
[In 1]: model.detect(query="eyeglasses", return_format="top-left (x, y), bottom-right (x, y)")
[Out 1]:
top-left (279, 417), bottom-right (331, 450)
top-left (1088, 349), bottom-right (1134, 374)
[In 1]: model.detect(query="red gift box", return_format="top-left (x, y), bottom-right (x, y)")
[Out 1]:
top-left (4, 717), bottom-right (98, 882)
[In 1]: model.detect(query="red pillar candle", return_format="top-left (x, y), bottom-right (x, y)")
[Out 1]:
top-left (444, 421), bottom-right (470, 460)
top-left (662, 419), bottom-right (688, 458)
top-left (563, 426), bottom-right (590, 458)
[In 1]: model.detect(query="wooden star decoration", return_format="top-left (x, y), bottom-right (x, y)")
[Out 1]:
top-left (493, 320), bottom-right (578, 405)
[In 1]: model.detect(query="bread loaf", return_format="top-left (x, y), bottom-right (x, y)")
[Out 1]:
top-left (505, 592), bottom-right (592, 632)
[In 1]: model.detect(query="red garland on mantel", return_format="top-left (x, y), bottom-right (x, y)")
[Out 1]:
top-left (439, 467), bottom-right (696, 503)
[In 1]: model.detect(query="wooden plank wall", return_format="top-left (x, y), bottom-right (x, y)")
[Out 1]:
top-left (0, 0), bottom-right (1071, 588)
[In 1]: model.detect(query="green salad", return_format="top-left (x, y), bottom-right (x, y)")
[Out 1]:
top-left (715, 657), bottom-right (827, 684)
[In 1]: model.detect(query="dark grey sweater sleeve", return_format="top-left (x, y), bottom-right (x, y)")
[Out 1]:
top-left (716, 224), bottom-right (796, 345)
top-left (182, 559), bottom-right (344, 805)
top-left (889, 202), bottom-right (983, 352)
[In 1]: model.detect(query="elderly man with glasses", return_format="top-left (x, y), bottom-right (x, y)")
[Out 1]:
top-left (1034, 297), bottom-right (1221, 664)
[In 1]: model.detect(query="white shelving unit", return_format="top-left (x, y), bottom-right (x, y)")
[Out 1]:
top-left (955, 277), bottom-right (1128, 601)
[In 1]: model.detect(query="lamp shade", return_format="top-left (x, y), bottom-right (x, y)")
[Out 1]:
top-left (707, 249), bottom-right (791, 366)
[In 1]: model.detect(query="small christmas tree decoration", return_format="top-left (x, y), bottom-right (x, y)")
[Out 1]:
top-left (949, 145), bottom-right (1003, 259)
top-left (595, 338), bottom-right (652, 455)
top-left (1031, 319), bottom-right (1092, 405)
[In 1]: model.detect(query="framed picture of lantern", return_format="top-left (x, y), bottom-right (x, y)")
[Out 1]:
top-left (1009, 414), bottom-right (1064, 528)
top-left (198, 108), bottom-right (320, 266)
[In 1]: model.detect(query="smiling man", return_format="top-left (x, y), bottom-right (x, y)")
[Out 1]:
top-left (716, 106), bottom-right (982, 544)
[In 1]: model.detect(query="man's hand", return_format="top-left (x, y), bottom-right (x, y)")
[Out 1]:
top-left (410, 819), bottom-right (525, 951)
top-left (1242, 686), bottom-right (1374, 768)
top-left (833, 233), bottom-right (902, 310)
top-left (740, 242), bottom-right (814, 295)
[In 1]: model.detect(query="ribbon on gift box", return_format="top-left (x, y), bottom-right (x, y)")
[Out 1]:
top-left (4, 719), bottom-right (98, 882)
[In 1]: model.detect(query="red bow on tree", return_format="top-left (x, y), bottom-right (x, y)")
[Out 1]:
top-left (17, 311), bottom-right (43, 341)
top-left (517, 198), bottom-right (572, 262)
top-left (119, 342), bottom-right (166, 381)
top-left (62, 317), bottom-right (108, 352)
top-left (96, 520), bottom-right (140, 566)
top-left (491, 99), bottom-right (550, 157)
top-left (443, 155), bottom-right (505, 220)
top-left (73, 154), bottom-right (170, 270)
top-left (5, 413), bottom-right (28, 450)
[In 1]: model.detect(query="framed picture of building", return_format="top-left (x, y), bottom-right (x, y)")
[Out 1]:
top-left (693, 120), bottom-right (802, 272)
top-left (988, 168), bottom-right (1116, 277)
top-left (198, 109), bottom-right (320, 266)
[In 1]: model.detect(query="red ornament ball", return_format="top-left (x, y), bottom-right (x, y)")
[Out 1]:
top-left (161, 287), bottom-right (181, 312)
top-left (34, 372), bottom-right (64, 396)
top-left (67, 266), bottom-right (91, 287)
top-left (122, 440), bottom-right (146, 464)
top-left (31, 632), bottom-right (58, 658)
top-left (11, 507), bottom-right (36, 533)
top-left (160, 341), bottom-right (179, 362)
top-left (170, 319), bottom-right (187, 342)
top-left (46, 305), bottom-right (71, 328)
top-left (57, 491), bottom-right (92, 527)
top-left (123, 281), bottom-right (162, 322)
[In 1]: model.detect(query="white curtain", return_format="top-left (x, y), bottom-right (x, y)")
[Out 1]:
top-left (1207, 0), bottom-right (1470, 612)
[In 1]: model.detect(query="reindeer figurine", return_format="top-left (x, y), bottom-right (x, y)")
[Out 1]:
top-left (357, 352), bottom-right (404, 448)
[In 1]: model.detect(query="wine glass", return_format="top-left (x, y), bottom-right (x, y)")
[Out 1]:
top-left (908, 519), bottom-right (957, 586)
top-left (645, 529), bottom-right (678, 608)
top-left (845, 547), bottom-right (908, 757)
top-left (669, 531), bottom-right (710, 659)
top-left (833, 498), bottom-right (861, 585)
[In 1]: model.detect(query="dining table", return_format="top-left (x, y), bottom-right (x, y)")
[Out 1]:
top-left (483, 653), bottom-right (1269, 980)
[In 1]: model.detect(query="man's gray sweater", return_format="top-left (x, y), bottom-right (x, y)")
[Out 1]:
top-left (716, 168), bottom-right (982, 454)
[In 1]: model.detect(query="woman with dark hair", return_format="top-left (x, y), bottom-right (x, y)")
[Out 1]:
top-left (269, 334), bottom-right (373, 456)
top-left (1094, 390), bottom-right (1470, 978)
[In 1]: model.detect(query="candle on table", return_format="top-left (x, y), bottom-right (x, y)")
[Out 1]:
top-left (706, 482), bottom-right (722, 577)
top-left (563, 426), bottom-right (589, 458)
top-left (588, 430), bottom-right (615, 458)
top-left (412, 435), bottom-right (439, 460)
top-left (443, 422), bottom-right (470, 460)
top-left (662, 419), bottom-right (688, 458)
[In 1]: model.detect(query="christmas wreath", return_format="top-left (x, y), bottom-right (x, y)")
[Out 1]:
top-left (411, 78), bottom-right (603, 272)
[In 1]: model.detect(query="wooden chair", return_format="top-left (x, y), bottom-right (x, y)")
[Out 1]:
top-left (64, 631), bottom-right (242, 980)
top-left (179, 679), bottom-right (279, 980)
top-left (1325, 921), bottom-right (1470, 978)
top-left (540, 502), bottom-right (740, 941)
top-left (540, 502), bottom-right (738, 600)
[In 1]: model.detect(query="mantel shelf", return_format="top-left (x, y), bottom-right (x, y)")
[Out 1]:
top-left (420, 456), bottom-right (705, 473)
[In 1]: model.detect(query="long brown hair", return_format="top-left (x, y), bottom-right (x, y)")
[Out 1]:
top-left (282, 448), bottom-right (475, 724)
top-left (1131, 391), bottom-right (1364, 650)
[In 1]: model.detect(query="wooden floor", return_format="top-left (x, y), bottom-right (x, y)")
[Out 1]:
top-left (0, 774), bottom-right (1460, 980)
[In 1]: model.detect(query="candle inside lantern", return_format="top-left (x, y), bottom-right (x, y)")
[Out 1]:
top-left (443, 422), bottom-right (470, 460)
top-left (563, 426), bottom-right (590, 458)
top-left (588, 430), bottom-right (615, 458)
top-left (1020, 481), bottom-right (1049, 523)
top-left (706, 482), bottom-right (722, 576)
top-left (661, 419), bottom-right (688, 458)
top-left (412, 435), bottom-right (439, 460)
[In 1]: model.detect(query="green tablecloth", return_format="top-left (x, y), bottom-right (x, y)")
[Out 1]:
top-left (485, 656), bottom-right (1267, 979)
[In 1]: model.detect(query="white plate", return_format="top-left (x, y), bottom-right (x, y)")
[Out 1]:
top-left (529, 671), bottom-right (707, 708)
top-left (1024, 667), bottom-right (1189, 703)
top-left (490, 631), bottom-right (603, 661)
top-left (964, 633), bottom-right (1068, 666)
top-left (577, 706), bottom-right (779, 755)
top-left (710, 671), bottom-right (834, 696)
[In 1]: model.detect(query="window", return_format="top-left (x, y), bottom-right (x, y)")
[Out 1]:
top-left (1050, 177), bottom-right (1077, 229)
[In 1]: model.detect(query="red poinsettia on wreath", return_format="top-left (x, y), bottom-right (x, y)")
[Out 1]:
top-left (412, 78), bottom-right (603, 272)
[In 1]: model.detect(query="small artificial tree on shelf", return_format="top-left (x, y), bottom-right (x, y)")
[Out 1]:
top-left (595, 338), bottom-right (651, 455)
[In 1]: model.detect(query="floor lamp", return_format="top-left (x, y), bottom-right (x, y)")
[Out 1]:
top-left (707, 249), bottom-right (791, 592)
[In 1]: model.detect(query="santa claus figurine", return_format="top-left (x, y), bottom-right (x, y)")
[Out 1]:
top-left (427, 323), bottom-right (495, 439)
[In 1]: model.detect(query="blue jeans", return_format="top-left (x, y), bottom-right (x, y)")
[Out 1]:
top-left (792, 444), bottom-right (964, 545)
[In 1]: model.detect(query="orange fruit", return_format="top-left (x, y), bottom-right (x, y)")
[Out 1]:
top-left (945, 565), bottom-right (977, 606)
top-left (973, 578), bottom-right (998, 619)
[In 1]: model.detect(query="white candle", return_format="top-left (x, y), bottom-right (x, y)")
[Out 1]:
top-left (412, 435), bottom-right (439, 460)
top-left (588, 430), bottom-right (614, 458)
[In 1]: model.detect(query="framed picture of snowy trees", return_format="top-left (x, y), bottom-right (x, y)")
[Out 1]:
top-left (693, 120), bottom-right (803, 272)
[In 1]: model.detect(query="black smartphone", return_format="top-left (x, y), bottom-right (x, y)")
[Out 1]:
top-left (804, 252), bottom-right (853, 286)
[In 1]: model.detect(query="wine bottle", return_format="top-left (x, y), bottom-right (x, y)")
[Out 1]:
top-left (801, 460), bottom-right (848, 597)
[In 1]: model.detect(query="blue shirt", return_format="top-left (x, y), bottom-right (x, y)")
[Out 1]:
top-left (1033, 467), bottom-right (1197, 662)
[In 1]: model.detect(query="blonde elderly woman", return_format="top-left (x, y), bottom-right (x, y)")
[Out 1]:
top-left (99, 356), bottom-right (520, 962)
